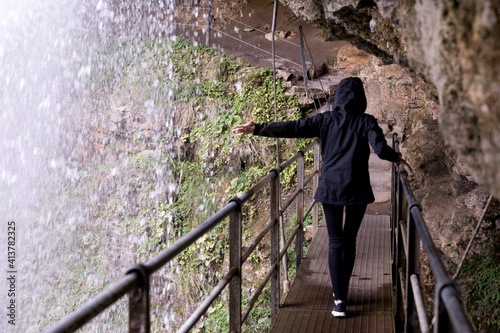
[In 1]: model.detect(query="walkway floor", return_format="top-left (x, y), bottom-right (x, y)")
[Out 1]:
top-left (272, 214), bottom-right (394, 333)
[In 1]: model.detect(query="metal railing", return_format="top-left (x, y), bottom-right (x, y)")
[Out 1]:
top-left (391, 134), bottom-right (475, 333)
top-left (44, 139), bottom-right (321, 333)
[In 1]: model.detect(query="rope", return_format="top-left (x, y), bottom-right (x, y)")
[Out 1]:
top-left (271, 0), bottom-right (279, 135)
top-left (176, 5), bottom-right (324, 113)
top-left (220, 15), bottom-right (301, 48)
top-left (179, 5), bottom-right (302, 48)
top-left (174, 8), bottom-right (325, 115)
top-left (270, 0), bottom-right (291, 294)
top-left (302, 31), bottom-right (326, 112)
top-left (452, 194), bottom-right (493, 280)
top-left (169, 19), bottom-right (302, 67)
top-left (209, 27), bottom-right (302, 68)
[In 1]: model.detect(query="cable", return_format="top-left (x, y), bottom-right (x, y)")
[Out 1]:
top-left (302, 31), bottom-right (327, 112)
top-left (210, 27), bottom-right (303, 68)
top-left (220, 15), bottom-right (301, 48)
top-left (172, 20), bottom-right (302, 68)
top-left (452, 194), bottom-right (493, 280)
top-left (179, 5), bottom-right (302, 48)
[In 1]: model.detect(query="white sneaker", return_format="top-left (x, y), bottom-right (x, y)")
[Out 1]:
top-left (332, 301), bottom-right (346, 317)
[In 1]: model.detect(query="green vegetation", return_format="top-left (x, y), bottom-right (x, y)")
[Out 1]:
top-left (51, 35), bottom-right (316, 332)
top-left (460, 244), bottom-right (500, 332)
top-left (161, 37), bottom-right (315, 331)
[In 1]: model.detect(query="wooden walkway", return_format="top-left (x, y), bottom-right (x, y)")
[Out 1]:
top-left (272, 215), bottom-right (395, 333)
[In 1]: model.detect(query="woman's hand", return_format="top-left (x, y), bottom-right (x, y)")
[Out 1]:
top-left (396, 158), bottom-right (413, 174)
top-left (232, 117), bottom-right (255, 136)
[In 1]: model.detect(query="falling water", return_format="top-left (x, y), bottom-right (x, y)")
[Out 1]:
top-left (0, 0), bottom-right (186, 331)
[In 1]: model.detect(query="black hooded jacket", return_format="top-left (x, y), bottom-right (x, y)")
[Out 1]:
top-left (253, 77), bottom-right (401, 205)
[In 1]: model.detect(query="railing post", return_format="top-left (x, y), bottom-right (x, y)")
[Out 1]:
top-left (229, 204), bottom-right (242, 333)
top-left (126, 264), bottom-right (150, 333)
top-left (312, 141), bottom-right (320, 235)
top-left (391, 135), bottom-right (398, 278)
top-left (435, 296), bottom-right (450, 333)
top-left (394, 176), bottom-right (405, 328)
top-left (270, 170), bottom-right (281, 323)
top-left (405, 211), bottom-right (421, 332)
top-left (397, 173), bottom-right (405, 233)
top-left (299, 26), bottom-right (309, 99)
top-left (296, 151), bottom-right (305, 270)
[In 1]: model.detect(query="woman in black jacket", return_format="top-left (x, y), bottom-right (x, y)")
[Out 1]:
top-left (233, 77), bottom-right (411, 317)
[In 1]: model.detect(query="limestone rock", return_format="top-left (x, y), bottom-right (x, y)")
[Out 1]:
top-left (264, 30), bottom-right (297, 41)
top-left (279, 0), bottom-right (500, 200)
top-left (278, 0), bottom-right (325, 25)
top-left (307, 62), bottom-right (327, 79)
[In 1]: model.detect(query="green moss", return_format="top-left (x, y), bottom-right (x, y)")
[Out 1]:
top-left (51, 35), bottom-right (316, 332)
top-left (162, 37), bottom-right (316, 331)
top-left (460, 244), bottom-right (500, 332)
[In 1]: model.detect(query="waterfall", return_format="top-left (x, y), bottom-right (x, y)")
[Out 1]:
top-left (0, 1), bottom-right (179, 331)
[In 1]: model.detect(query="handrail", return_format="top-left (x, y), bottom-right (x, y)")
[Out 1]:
top-left (44, 138), bottom-right (320, 333)
top-left (391, 134), bottom-right (474, 333)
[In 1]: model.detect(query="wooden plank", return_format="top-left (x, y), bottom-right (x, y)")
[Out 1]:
top-left (272, 215), bottom-right (395, 333)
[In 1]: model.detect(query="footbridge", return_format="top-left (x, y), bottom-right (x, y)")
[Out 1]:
top-left (45, 136), bottom-right (475, 333)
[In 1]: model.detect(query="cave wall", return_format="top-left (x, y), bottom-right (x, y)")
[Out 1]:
top-left (278, 0), bottom-right (500, 200)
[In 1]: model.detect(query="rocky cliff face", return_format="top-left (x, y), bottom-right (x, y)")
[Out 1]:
top-left (279, 0), bottom-right (500, 200)
top-left (275, 2), bottom-right (499, 329)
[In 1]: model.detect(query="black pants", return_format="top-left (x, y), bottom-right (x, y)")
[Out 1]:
top-left (323, 203), bottom-right (367, 301)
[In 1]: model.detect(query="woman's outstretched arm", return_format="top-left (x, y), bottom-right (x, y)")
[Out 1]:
top-left (232, 114), bottom-right (323, 138)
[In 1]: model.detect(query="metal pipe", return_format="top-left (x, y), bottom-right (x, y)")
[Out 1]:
top-left (44, 274), bottom-right (137, 333)
top-left (128, 264), bottom-right (150, 333)
top-left (304, 200), bottom-right (317, 222)
top-left (145, 201), bottom-right (238, 273)
top-left (280, 188), bottom-right (302, 214)
top-left (406, 211), bottom-right (421, 333)
top-left (391, 134), bottom-right (398, 290)
top-left (279, 214), bottom-right (290, 294)
top-left (296, 152), bottom-right (304, 270)
top-left (395, 222), bottom-right (404, 322)
top-left (177, 267), bottom-right (237, 333)
top-left (279, 225), bottom-right (301, 259)
top-left (398, 173), bottom-right (475, 332)
top-left (299, 26), bottom-right (309, 98)
top-left (270, 166), bottom-right (280, 323)
top-left (278, 151), bottom-right (302, 170)
top-left (276, 140), bottom-right (319, 172)
top-left (241, 264), bottom-right (277, 324)
top-left (312, 142), bottom-right (320, 234)
top-left (410, 274), bottom-right (430, 333)
top-left (271, 0), bottom-right (279, 168)
top-left (241, 220), bottom-right (273, 264)
top-left (400, 220), bottom-right (408, 255)
top-left (44, 139), bottom-right (320, 333)
top-left (229, 206), bottom-right (242, 332)
top-left (304, 170), bottom-right (319, 186)
top-left (399, 267), bottom-right (407, 314)
top-left (399, 174), bottom-right (449, 282)
top-left (240, 172), bottom-right (274, 199)
top-left (441, 286), bottom-right (475, 333)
